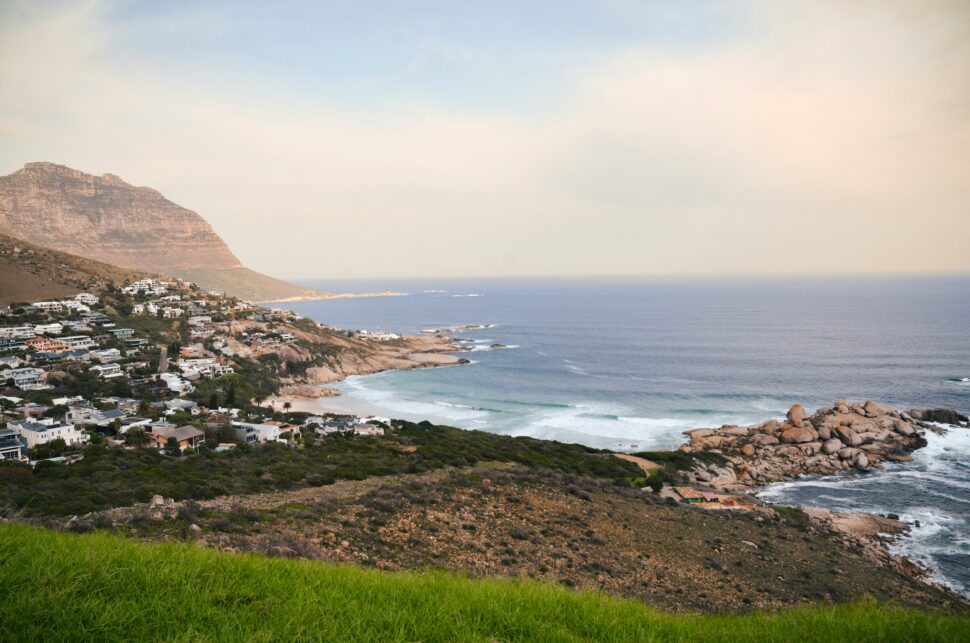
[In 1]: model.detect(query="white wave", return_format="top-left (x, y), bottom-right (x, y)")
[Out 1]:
top-left (451, 293), bottom-right (482, 297)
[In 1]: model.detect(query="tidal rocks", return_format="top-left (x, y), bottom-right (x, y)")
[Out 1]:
top-left (781, 426), bottom-right (816, 444)
top-left (680, 401), bottom-right (949, 491)
top-left (908, 408), bottom-right (970, 427)
top-left (822, 438), bottom-right (843, 455)
top-left (787, 404), bottom-right (807, 426)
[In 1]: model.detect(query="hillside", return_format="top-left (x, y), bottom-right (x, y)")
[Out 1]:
top-left (1, 524), bottom-right (966, 642)
top-left (0, 231), bottom-right (142, 305)
top-left (0, 162), bottom-right (322, 301)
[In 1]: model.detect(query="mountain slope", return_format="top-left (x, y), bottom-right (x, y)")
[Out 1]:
top-left (0, 162), bottom-right (322, 301)
top-left (0, 230), bottom-right (142, 305)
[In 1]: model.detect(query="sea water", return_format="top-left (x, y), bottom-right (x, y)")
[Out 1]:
top-left (278, 276), bottom-right (970, 594)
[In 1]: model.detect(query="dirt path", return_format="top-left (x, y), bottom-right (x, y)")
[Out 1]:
top-left (613, 453), bottom-right (658, 473)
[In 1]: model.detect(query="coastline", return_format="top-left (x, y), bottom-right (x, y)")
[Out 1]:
top-left (257, 291), bottom-right (407, 305)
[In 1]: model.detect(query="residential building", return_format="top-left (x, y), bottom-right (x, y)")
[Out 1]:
top-left (90, 363), bottom-right (123, 378)
top-left (33, 323), bottom-right (63, 335)
top-left (26, 337), bottom-right (69, 353)
top-left (4, 367), bottom-right (46, 390)
top-left (31, 301), bottom-right (63, 312)
top-left (231, 421), bottom-right (288, 443)
top-left (109, 328), bottom-right (135, 339)
top-left (0, 428), bottom-right (28, 462)
top-left (0, 356), bottom-right (23, 369)
top-left (148, 425), bottom-right (205, 451)
top-left (90, 348), bottom-right (121, 363)
top-left (9, 418), bottom-right (88, 448)
top-left (75, 293), bottom-right (98, 305)
top-left (92, 408), bottom-right (127, 428)
top-left (0, 326), bottom-right (36, 339)
top-left (119, 417), bottom-right (152, 434)
top-left (62, 336), bottom-right (96, 350)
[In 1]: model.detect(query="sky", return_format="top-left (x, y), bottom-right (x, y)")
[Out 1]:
top-left (0, 0), bottom-right (968, 280)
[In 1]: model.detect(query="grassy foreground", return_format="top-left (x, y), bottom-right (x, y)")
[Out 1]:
top-left (0, 524), bottom-right (966, 642)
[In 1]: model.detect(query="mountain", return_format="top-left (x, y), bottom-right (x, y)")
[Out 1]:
top-left (0, 230), bottom-right (142, 305)
top-left (0, 162), bottom-right (322, 301)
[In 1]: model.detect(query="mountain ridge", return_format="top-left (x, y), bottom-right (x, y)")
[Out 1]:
top-left (0, 162), bottom-right (322, 301)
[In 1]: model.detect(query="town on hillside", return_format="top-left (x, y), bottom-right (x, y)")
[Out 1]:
top-left (0, 278), bottom-right (389, 466)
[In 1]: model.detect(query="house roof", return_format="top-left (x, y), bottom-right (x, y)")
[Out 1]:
top-left (155, 426), bottom-right (204, 441)
top-left (95, 409), bottom-right (127, 421)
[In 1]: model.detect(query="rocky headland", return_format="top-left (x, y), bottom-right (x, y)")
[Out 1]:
top-left (679, 400), bottom-right (968, 491)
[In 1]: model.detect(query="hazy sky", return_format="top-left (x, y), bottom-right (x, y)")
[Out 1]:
top-left (1, 1), bottom-right (968, 280)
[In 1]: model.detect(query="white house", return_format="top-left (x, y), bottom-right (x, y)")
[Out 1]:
top-left (162, 307), bottom-right (183, 318)
top-left (90, 363), bottom-right (123, 378)
top-left (4, 367), bottom-right (46, 390)
top-left (75, 293), bottom-right (98, 305)
top-left (34, 323), bottom-right (63, 335)
top-left (31, 301), bottom-right (63, 312)
top-left (160, 372), bottom-right (194, 394)
top-left (9, 418), bottom-right (88, 448)
top-left (62, 336), bottom-right (96, 350)
top-left (231, 421), bottom-right (287, 444)
top-left (90, 348), bottom-right (122, 363)
top-left (0, 326), bottom-right (36, 339)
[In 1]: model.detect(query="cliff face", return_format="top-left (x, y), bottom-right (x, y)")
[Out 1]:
top-left (0, 162), bottom-right (240, 272)
top-left (0, 163), bottom-right (321, 301)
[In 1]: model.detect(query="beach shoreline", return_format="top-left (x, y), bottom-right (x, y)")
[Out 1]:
top-left (256, 291), bottom-right (407, 305)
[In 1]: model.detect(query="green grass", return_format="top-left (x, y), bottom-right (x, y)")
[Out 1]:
top-left (0, 524), bottom-right (966, 642)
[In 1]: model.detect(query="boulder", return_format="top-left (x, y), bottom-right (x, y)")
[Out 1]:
top-left (150, 495), bottom-right (165, 507)
top-left (787, 404), bottom-right (807, 426)
top-left (749, 434), bottom-right (779, 446)
top-left (740, 444), bottom-right (755, 456)
top-left (687, 428), bottom-right (715, 440)
top-left (893, 420), bottom-right (916, 437)
top-left (781, 426), bottom-right (816, 444)
top-left (838, 447), bottom-right (861, 460)
top-left (854, 452), bottom-right (870, 470)
top-left (762, 419), bottom-right (780, 434)
top-left (822, 438), bottom-right (843, 455)
top-left (863, 400), bottom-right (880, 417)
top-left (722, 426), bottom-right (750, 437)
top-left (835, 426), bottom-right (863, 447)
top-left (817, 427), bottom-right (831, 441)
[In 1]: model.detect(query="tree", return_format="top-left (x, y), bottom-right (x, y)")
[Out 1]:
top-left (225, 382), bottom-right (236, 408)
top-left (283, 401), bottom-right (292, 414)
top-left (124, 428), bottom-right (149, 448)
top-left (164, 437), bottom-right (182, 457)
top-left (208, 392), bottom-right (219, 410)
top-left (44, 404), bottom-right (69, 420)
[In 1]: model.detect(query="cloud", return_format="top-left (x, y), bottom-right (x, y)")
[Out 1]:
top-left (0, 0), bottom-right (968, 279)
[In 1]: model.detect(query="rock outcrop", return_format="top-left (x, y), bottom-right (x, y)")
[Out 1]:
top-left (680, 401), bottom-right (952, 491)
top-left (0, 162), bottom-right (322, 301)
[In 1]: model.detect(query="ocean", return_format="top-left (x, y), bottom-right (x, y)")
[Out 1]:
top-left (277, 276), bottom-right (970, 594)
